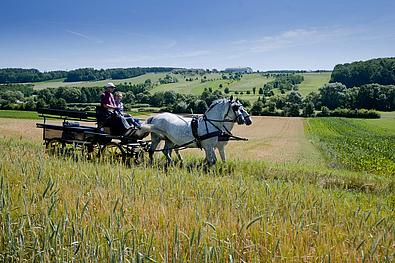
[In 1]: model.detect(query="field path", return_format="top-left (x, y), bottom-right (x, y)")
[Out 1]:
top-left (0, 116), bottom-right (323, 164)
top-left (0, 118), bottom-right (43, 142)
top-left (225, 116), bottom-right (324, 164)
top-left (179, 116), bottom-right (324, 164)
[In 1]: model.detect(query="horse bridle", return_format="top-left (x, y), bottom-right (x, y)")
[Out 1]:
top-left (177, 99), bottom-right (247, 149)
top-left (200, 99), bottom-right (244, 136)
top-left (203, 99), bottom-right (243, 124)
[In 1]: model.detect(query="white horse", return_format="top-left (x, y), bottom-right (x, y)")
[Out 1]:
top-left (146, 98), bottom-right (252, 165)
top-left (164, 101), bottom-right (251, 163)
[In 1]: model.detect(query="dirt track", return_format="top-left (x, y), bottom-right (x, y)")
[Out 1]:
top-left (0, 116), bottom-right (322, 164)
top-left (0, 119), bottom-right (43, 142)
top-left (221, 116), bottom-right (323, 163)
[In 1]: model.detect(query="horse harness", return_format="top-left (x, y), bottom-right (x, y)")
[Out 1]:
top-left (191, 101), bottom-right (242, 149)
top-left (150, 100), bottom-right (247, 153)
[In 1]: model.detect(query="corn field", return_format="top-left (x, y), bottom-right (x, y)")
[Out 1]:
top-left (306, 118), bottom-right (395, 177)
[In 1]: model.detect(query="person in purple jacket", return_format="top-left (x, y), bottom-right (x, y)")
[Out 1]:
top-left (99, 83), bottom-right (133, 135)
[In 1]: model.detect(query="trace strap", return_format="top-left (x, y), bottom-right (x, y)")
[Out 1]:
top-left (192, 115), bottom-right (224, 149)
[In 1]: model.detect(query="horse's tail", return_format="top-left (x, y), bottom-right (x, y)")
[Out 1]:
top-left (132, 124), bottom-right (152, 139)
top-left (143, 116), bottom-right (167, 138)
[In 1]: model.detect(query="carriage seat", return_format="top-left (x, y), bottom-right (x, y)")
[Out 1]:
top-left (95, 106), bottom-right (146, 138)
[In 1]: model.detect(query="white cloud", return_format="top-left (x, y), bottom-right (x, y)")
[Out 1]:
top-left (65, 30), bottom-right (103, 44)
top-left (233, 27), bottom-right (354, 53)
top-left (168, 50), bottom-right (211, 58)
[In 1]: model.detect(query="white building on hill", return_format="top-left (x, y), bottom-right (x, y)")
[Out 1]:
top-left (224, 67), bottom-right (253, 73)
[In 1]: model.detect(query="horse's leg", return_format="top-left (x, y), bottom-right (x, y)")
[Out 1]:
top-left (174, 148), bottom-right (183, 163)
top-left (203, 147), bottom-right (217, 166)
top-left (149, 133), bottom-right (161, 165)
top-left (163, 139), bottom-right (173, 164)
top-left (217, 142), bottom-right (226, 162)
top-left (163, 139), bottom-right (183, 164)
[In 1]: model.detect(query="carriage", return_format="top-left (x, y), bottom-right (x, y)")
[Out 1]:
top-left (37, 98), bottom-right (252, 166)
top-left (36, 108), bottom-right (151, 164)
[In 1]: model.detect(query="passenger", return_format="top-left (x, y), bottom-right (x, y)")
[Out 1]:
top-left (113, 91), bottom-right (125, 113)
top-left (99, 83), bottom-right (133, 136)
top-left (114, 91), bottom-right (141, 128)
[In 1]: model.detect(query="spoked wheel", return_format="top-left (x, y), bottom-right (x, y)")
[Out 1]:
top-left (62, 143), bottom-right (79, 159)
top-left (101, 142), bottom-right (125, 163)
top-left (46, 139), bottom-right (64, 156)
top-left (132, 148), bottom-right (148, 165)
top-left (84, 142), bottom-right (101, 160)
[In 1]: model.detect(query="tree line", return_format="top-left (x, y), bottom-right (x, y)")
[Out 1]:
top-left (0, 69), bottom-right (67, 84)
top-left (250, 82), bottom-right (394, 118)
top-left (1, 80), bottom-right (392, 119)
top-left (249, 59), bottom-right (395, 118)
top-left (0, 67), bottom-right (178, 84)
top-left (331, 57), bottom-right (395, 87)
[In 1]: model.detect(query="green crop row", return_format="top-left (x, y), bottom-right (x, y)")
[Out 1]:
top-left (306, 118), bottom-right (395, 177)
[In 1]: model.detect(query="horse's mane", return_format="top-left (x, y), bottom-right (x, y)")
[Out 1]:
top-left (204, 98), bottom-right (230, 115)
top-left (210, 98), bottom-right (228, 107)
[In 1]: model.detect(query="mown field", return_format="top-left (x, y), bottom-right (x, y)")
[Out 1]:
top-left (298, 72), bottom-right (331, 96)
top-left (0, 110), bottom-right (40, 119)
top-left (148, 73), bottom-right (274, 104)
top-left (31, 73), bottom-right (166, 90)
top-left (0, 115), bottom-right (394, 261)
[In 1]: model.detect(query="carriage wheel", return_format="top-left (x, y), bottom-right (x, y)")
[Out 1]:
top-left (46, 139), bottom-right (64, 156)
top-left (133, 149), bottom-right (148, 165)
top-left (84, 142), bottom-right (101, 160)
top-left (101, 142), bottom-right (125, 163)
top-left (62, 143), bottom-right (78, 159)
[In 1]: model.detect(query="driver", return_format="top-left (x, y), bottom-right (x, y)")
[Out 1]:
top-left (99, 83), bottom-right (133, 136)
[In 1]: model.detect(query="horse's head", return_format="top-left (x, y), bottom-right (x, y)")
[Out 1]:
top-left (205, 97), bottom-right (252, 126)
top-left (228, 97), bottom-right (252, 126)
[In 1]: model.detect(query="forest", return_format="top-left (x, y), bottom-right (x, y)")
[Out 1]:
top-left (0, 67), bottom-right (177, 83)
top-left (330, 57), bottom-right (395, 87)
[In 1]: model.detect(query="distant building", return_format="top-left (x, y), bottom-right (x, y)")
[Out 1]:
top-left (224, 67), bottom-right (253, 73)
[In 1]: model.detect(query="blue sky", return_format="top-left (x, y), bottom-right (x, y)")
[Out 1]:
top-left (1, 0), bottom-right (394, 71)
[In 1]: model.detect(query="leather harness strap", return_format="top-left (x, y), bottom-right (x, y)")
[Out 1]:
top-left (191, 116), bottom-right (202, 148)
top-left (191, 102), bottom-right (238, 149)
top-left (150, 100), bottom-right (247, 153)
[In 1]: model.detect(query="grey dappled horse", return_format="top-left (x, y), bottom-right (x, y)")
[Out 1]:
top-left (146, 98), bottom-right (252, 165)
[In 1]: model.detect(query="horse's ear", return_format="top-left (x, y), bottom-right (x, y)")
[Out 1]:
top-left (230, 95), bottom-right (233, 101)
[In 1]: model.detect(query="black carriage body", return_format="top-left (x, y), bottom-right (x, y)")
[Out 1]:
top-left (36, 108), bottom-right (150, 163)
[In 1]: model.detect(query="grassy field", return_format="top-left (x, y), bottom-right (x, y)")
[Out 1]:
top-left (298, 72), bottom-right (331, 96)
top-left (230, 74), bottom-right (274, 103)
top-left (32, 73), bottom-right (168, 89)
top-left (30, 72), bottom-right (328, 106)
top-left (0, 115), bottom-right (394, 261)
top-left (0, 110), bottom-right (40, 119)
top-left (150, 73), bottom-right (224, 95)
top-left (150, 73), bottom-right (274, 104)
top-left (31, 72), bottom-right (274, 103)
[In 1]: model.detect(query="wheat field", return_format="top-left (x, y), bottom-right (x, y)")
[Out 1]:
top-left (0, 117), bottom-right (394, 262)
